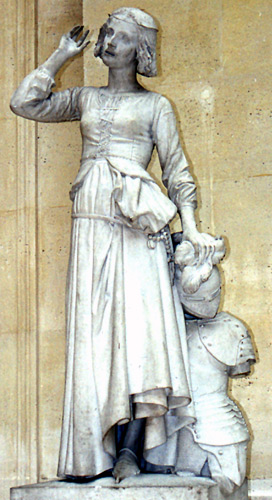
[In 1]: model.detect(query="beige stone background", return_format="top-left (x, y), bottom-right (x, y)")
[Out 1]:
top-left (1, 0), bottom-right (271, 498)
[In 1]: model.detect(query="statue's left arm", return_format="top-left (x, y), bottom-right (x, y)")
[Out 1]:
top-left (153, 95), bottom-right (214, 262)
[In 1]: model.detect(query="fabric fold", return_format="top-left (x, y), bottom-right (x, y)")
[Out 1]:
top-left (58, 160), bottom-right (194, 477)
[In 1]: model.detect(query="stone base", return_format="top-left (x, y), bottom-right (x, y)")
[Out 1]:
top-left (11, 475), bottom-right (215, 500)
top-left (10, 474), bottom-right (248, 500)
top-left (248, 479), bottom-right (272, 499)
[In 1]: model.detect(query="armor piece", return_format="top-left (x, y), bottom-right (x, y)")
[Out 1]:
top-left (175, 265), bottom-right (221, 318)
top-left (196, 312), bottom-right (256, 368)
top-left (185, 320), bottom-right (251, 446)
top-left (176, 427), bottom-right (248, 497)
top-left (174, 237), bottom-right (225, 294)
top-left (145, 312), bottom-right (254, 495)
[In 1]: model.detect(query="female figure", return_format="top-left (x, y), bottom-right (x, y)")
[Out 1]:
top-left (10, 7), bottom-right (211, 482)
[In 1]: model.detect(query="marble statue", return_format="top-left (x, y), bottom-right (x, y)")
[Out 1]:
top-left (10, 6), bottom-right (255, 497)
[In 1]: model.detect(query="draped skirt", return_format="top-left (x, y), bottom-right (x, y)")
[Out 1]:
top-left (58, 159), bottom-right (193, 477)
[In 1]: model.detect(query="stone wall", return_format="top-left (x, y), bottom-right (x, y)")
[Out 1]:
top-left (1, 0), bottom-right (271, 499)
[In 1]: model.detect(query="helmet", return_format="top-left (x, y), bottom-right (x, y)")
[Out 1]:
top-left (175, 264), bottom-right (221, 318)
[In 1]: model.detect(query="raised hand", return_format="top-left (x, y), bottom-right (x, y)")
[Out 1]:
top-left (36, 26), bottom-right (90, 77)
top-left (58, 26), bottom-right (90, 59)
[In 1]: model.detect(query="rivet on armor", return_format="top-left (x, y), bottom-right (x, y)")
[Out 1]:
top-left (147, 237), bottom-right (156, 250)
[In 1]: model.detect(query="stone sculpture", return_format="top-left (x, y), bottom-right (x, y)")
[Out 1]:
top-left (10, 6), bottom-right (255, 498)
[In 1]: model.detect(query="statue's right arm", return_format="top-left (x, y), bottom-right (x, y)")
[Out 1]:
top-left (10, 26), bottom-right (90, 122)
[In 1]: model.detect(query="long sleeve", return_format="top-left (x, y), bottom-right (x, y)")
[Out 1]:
top-left (10, 65), bottom-right (83, 123)
top-left (152, 95), bottom-right (197, 210)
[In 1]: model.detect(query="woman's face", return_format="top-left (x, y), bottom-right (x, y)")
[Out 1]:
top-left (100, 17), bottom-right (138, 69)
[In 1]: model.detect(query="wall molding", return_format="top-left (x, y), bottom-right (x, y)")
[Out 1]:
top-left (15, 0), bottom-right (38, 485)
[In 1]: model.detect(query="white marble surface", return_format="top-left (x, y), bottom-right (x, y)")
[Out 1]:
top-left (11, 475), bottom-right (272, 500)
top-left (249, 479), bottom-right (272, 499)
top-left (11, 475), bottom-right (216, 500)
top-left (14, 475), bottom-right (272, 500)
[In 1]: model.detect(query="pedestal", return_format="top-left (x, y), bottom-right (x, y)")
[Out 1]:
top-left (10, 474), bottom-right (248, 500)
top-left (11, 475), bottom-right (215, 500)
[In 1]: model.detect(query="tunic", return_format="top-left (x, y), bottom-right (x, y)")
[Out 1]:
top-left (10, 67), bottom-right (197, 477)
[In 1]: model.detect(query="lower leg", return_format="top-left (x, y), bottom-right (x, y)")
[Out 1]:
top-left (113, 418), bottom-right (145, 482)
top-left (120, 418), bottom-right (145, 456)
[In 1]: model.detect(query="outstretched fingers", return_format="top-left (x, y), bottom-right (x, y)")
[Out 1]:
top-left (77, 29), bottom-right (90, 47)
top-left (69, 25), bottom-right (84, 40)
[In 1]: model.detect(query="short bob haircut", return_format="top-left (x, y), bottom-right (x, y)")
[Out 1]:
top-left (94, 7), bottom-right (158, 78)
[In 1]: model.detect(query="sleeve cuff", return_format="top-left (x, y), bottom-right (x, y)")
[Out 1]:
top-left (21, 66), bottom-right (56, 102)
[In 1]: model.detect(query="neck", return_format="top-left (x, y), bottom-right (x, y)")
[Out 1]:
top-left (107, 66), bottom-right (141, 93)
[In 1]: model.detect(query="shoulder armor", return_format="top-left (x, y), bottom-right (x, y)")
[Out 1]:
top-left (195, 312), bottom-right (256, 366)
